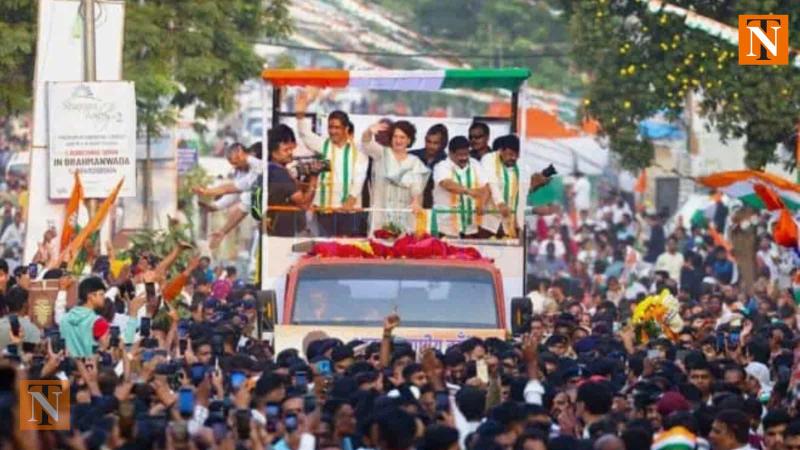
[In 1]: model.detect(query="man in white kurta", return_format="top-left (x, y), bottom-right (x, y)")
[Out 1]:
top-left (295, 103), bottom-right (368, 237)
top-left (480, 134), bottom-right (522, 238)
top-left (432, 136), bottom-right (489, 238)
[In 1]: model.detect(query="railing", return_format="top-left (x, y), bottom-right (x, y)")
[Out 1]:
top-left (262, 204), bottom-right (532, 241)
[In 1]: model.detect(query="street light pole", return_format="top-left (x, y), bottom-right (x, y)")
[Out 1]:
top-left (83, 0), bottom-right (97, 222)
top-left (82, 0), bottom-right (102, 238)
top-left (82, 0), bottom-right (97, 82)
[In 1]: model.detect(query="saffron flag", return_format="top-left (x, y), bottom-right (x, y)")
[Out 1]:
top-left (634, 169), bottom-right (647, 194)
top-left (161, 272), bottom-right (189, 303)
top-left (64, 178), bottom-right (125, 268)
top-left (752, 182), bottom-right (799, 249)
top-left (60, 172), bottom-right (85, 252)
top-left (774, 209), bottom-right (799, 248)
top-left (708, 224), bottom-right (732, 254)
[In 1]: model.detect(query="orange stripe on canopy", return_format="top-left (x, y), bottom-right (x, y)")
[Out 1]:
top-left (261, 69), bottom-right (350, 88)
top-left (753, 183), bottom-right (785, 210)
top-left (698, 170), bottom-right (800, 194)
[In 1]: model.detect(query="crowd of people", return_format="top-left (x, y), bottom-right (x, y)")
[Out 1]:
top-left (1, 199), bottom-right (800, 450)
top-left (2, 95), bottom-right (800, 450)
top-left (0, 116), bottom-right (31, 267)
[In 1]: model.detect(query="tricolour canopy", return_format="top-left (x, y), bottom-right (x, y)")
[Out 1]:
top-left (697, 170), bottom-right (800, 211)
top-left (261, 68), bottom-right (531, 92)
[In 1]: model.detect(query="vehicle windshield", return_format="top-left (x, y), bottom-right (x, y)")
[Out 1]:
top-left (292, 263), bottom-right (498, 328)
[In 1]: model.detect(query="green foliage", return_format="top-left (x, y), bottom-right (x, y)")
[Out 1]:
top-left (564, 0), bottom-right (800, 170)
top-left (0, 0), bottom-right (291, 134)
top-left (120, 221), bottom-right (192, 278)
top-left (0, 0), bottom-right (35, 117)
top-left (178, 165), bottom-right (212, 220)
top-left (124, 0), bottom-right (292, 137)
top-left (374, 0), bottom-right (580, 93)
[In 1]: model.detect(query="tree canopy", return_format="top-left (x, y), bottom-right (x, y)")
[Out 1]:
top-left (125, 0), bottom-right (291, 136)
top-left (376, 0), bottom-right (580, 94)
top-left (0, 0), bottom-right (35, 117)
top-left (562, 0), bottom-right (800, 170)
top-left (0, 0), bottom-right (292, 134)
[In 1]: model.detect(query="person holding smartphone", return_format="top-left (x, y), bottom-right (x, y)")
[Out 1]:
top-left (0, 286), bottom-right (40, 350)
top-left (273, 394), bottom-right (316, 450)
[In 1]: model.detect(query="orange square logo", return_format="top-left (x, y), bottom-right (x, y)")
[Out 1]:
top-left (19, 380), bottom-right (70, 430)
top-left (739, 15), bottom-right (789, 65)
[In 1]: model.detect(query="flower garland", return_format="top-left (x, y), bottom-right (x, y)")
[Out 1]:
top-left (307, 234), bottom-right (487, 261)
top-left (632, 289), bottom-right (683, 344)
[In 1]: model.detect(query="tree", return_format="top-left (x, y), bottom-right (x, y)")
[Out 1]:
top-left (0, 0), bottom-right (35, 117)
top-left (377, 0), bottom-right (580, 93)
top-left (121, 0), bottom-right (291, 225)
top-left (563, 0), bottom-right (800, 170)
top-left (0, 0), bottom-right (291, 136)
top-left (125, 0), bottom-right (291, 133)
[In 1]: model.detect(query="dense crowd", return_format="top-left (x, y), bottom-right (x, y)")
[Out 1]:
top-left (0, 116), bottom-right (30, 266)
top-left (2, 96), bottom-right (800, 450)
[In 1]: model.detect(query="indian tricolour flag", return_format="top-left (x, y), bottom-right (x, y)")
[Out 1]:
top-left (697, 170), bottom-right (800, 212)
top-left (651, 426), bottom-right (700, 450)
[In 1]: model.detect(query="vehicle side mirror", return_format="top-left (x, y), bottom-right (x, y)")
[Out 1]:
top-left (256, 290), bottom-right (278, 333)
top-left (510, 297), bottom-right (532, 337)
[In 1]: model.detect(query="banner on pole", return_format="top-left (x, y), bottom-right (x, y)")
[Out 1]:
top-left (47, 81), bottom-right (137, 199)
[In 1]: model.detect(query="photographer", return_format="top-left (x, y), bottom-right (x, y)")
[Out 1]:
top-left (267, 125), bottom-right (318, 237)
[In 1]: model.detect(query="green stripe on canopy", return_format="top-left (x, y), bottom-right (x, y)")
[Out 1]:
top-left (441, 68), bottom-right (531, 91)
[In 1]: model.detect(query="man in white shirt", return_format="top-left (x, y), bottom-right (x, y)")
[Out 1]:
top-left (193, 142), bottom-right (262, 248)
top-left (480, 134), bottom-right (522, 238)
top-left (655, 237), bottom-right (684, 282)
top-left (572, 171), bottom-right (591, 213)
top-left (295, 90), bottom-right (368, 237)
top-left (432, 136), bottom-right (489, 238)
top-left (610, 196), bottom-right (632, 225)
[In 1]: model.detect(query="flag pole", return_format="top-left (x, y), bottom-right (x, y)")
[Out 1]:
top-left (82, 0), bottom-right (108, 252)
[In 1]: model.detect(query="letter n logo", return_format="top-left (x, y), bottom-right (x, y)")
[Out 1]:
top-left (19, 380), bottom-right (70, 430)
top-left (739, 15), bottom-right (789, 65)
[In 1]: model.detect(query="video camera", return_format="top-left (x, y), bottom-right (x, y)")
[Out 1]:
top-left (293, 155), bottom-right (331, 180)
top-left (541, 164), bottom-right (557, 178)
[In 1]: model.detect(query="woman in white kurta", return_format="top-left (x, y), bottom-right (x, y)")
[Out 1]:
top-left (361, 120), bottom-right (430, 235)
